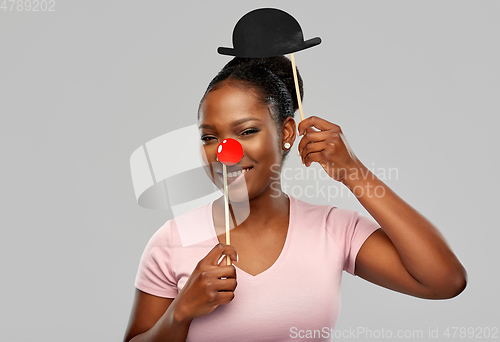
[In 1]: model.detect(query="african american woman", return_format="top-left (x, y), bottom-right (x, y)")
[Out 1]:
top-left (123, 56), bottom-right (467, 342)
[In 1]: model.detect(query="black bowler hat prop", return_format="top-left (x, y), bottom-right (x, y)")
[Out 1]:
top-left (217, 8), bottom-right (321, 58)
top-left (218, 8), bottom-right (320, 124)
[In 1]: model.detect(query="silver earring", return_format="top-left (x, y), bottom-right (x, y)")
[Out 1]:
top-left (284, 142), bottom-right (291, 149)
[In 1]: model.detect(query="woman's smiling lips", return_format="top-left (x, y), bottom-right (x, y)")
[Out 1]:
top-left (216, 166), bottom-right (253, 184)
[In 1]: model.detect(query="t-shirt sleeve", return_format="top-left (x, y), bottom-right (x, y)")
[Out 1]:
top-left (134, 221), bottom-right (178, 298)
top-left (326, 207), bottom-right (380, 276)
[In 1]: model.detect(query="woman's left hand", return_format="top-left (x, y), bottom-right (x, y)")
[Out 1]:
top-left (297, 116), bottom-right (361, 183)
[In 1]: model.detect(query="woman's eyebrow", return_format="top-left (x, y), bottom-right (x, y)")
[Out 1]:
top-left (199, 117), bottom-right (262, 129)
top-left (231, 117), bottom-right (262, 126)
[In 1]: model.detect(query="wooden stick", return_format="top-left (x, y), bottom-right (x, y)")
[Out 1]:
top-left (223, 163), bottom-right (231, 265)
top-left (290, 53), bottom-right (304, 122)
top-left (291, 53), bottom-right (306, 158)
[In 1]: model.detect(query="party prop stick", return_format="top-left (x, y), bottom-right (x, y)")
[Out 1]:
top-left (217, 138), bottom-right (244, 265)
top-left (222, 163), bottom-right (230, 265)
top-left (290, 53), bottom-right (304, 122)
top-left (217, 8), bottom-right (321, 138)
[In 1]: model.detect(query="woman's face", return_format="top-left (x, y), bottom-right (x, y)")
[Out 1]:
top-left (198, 81), bottom-right (289, 201)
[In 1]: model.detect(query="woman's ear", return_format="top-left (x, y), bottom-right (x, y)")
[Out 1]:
top-left (282, 117), bottom-right (297, 147)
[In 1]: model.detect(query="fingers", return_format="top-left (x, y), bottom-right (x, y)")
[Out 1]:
top-left (178, 244), bottom-right (239, 319)
top-left (216, 291), bottom-right (235, 305)
top-left (297, 116), bottom-right (341, 136)
top-left (302, 149), bottom-right (328, 168)
top-left (212, 277), bottom-right (237, 305)
top-left (197, 276), bottom-right (236, 308)
top-left (199, 266), bottom-right (236, 289)
top-left (216, 277), bottom-right (238, 292)
top-left (297, 117), bottom-right (342, 164)
top-left (210, 264), bottom-right (237, 279)
top-left (300, 142), bottom-right (329, 167)
top-left (218, 255), bottom-right (235, 267)
top-left (207, 265), bottom-right (237, 305)
top-left (298, 130), bottom-right (338, 166)
top-left (202, 243), bottom-right (238, 266)
top-left (297, 130), bottom-right (330, 158)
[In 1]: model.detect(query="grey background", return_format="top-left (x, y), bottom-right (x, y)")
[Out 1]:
top-left (1, 1), bottom-right (498, 341)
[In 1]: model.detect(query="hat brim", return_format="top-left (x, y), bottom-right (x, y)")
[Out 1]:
top-left (217, 37), bottom-right (321, 58)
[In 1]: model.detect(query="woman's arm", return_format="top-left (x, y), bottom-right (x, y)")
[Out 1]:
top-left (342, 163), bottom-right (467, 299)
top-left (297, 116), bottom-right (467, 299)
top-left (124, 244), bottom-right (238, 341)
top-left (123, 290), bottom-right (191, 342)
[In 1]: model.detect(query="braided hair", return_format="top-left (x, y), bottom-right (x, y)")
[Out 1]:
top-left (198, 56), bottom-right (304, 161)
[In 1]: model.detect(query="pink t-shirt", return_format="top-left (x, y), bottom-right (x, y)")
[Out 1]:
top-left (134, 195), bottom-right (380, 341)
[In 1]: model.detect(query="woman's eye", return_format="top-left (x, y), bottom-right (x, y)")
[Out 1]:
top-left (241, 129), bottom-right (259, 136)
top-left (201, 136), bottom-right (215, 142)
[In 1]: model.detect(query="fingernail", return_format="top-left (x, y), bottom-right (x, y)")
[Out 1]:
top-left (236, 254), bottom-right (239, 263)
top-left (297, 149), bottom-right (301, 157)
top-left (296, 128), bottom-right (300, 136)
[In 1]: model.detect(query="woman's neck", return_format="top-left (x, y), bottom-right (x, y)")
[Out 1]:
top-left (212, 188), bottom-right (289, 235)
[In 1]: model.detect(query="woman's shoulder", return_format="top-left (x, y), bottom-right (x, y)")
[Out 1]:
top-left (168, 201), bottom-right (215, 247)
top-left (289, 194), bottom-right (365, 227)
top-left (146, 201), bottom-right (213, 247)
top-left (288, 195), bottom-right (337, 232)
top-left (290, 194), bottom-right (337, 217)
top-left (169, 201), bottom-right (212, 225)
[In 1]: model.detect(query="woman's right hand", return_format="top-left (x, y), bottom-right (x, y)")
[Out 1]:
top-left (173, 244), bottom-right (238, 322)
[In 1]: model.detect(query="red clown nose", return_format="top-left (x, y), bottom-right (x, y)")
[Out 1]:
top-left (217, 138), bottom-right (244, 166)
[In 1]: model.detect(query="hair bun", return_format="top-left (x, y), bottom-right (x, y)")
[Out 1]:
top-left (222, 56), bottom-right (303, 112)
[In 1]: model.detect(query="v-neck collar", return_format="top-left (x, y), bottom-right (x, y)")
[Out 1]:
top-left (208, 194), bottom-right (295, 281)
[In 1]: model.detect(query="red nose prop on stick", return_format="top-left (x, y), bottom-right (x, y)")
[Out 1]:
top-left (217, 138), bottom-right (244, 165)
top-left (216, 138), bottom-right (244, 266)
